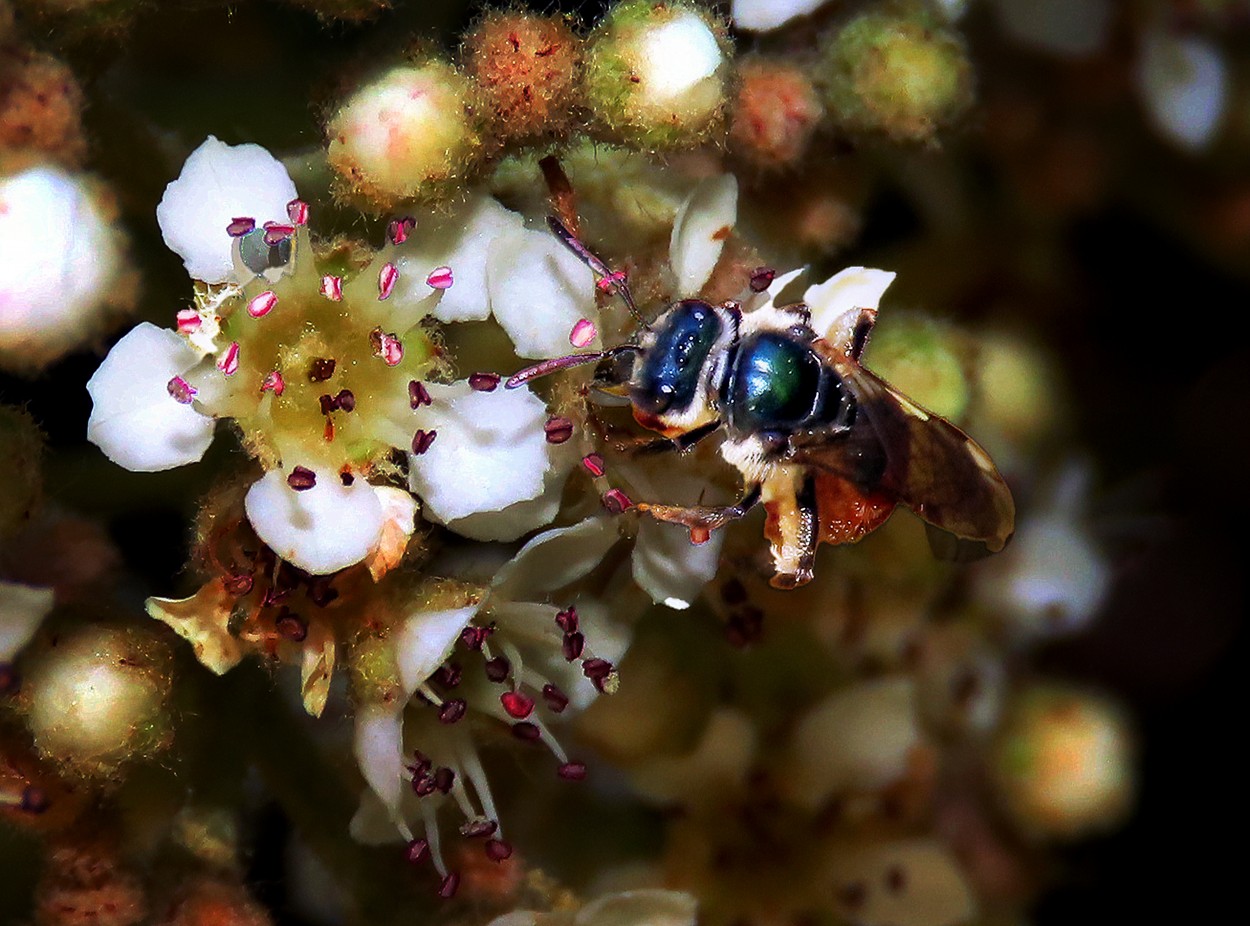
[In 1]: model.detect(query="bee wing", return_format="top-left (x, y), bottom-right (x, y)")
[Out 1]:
top-left (792, 343), bottom-right (1016, 559)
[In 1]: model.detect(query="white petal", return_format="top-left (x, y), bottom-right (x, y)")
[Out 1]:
top-left (994, 0), bottom-right (1112, 58)
top-left (244, 469), bottom-right (385, 575)
top-left (576, 891), bottom-right (698, 926)
top-left (669, 174), bottom-right (737, 296)
top-left (352, 703), bottom-right (407, 826)
top-left (156, 136), bottom-right (298, 284)
top-left (0, 580), bottom-right (55, 663)
top-left (439, 446), bottom-right (575, 542)
top-left (390, 196), bottom-right (525, 323)
top-left (407, 381), bottom-right (553, 524)
top-left (786, 677), bottom-right (921, 810)
top-left (804, 267), bottom-right (896, 349)
top-left (491, 517), bottom-right (622, 601)
top-left (632, 520), bottom-right (724, 610)
top-left (487, 227), bottom-right (597, 359)
top-left (0, 166), bottom-right (124, 368)
top-left (731, 0), bottom-right (828, 32)
top-left (636, 13), bottom-right (725, 106)
top-left (86, 322), bottom-right (215, 472)
top-left (394, 605), bottom-right (478, 696)
top-left (1137, 31), bottom-right (1228, 151)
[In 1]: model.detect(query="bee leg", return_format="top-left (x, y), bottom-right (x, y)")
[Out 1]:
top-left (637, 482), bottom-right (761, 533)
top-left (767, 475), bottom-right (819, 590)
top-left (618, 419), bottom-right (721, 456)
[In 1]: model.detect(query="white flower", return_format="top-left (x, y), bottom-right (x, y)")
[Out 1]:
top-left (669, 174), bottom-right (737, 296)
top-left (1137, 30), bottom-right (1228, 151)
top-left (487, 226), bottom-right (599, 359)
top-left (0, 579), bottom-right (55, 664)
top-left (156, 136), bottom-right (299, 284)
top-left (731, 0), bottom-right (829, 33)
top-left (408, 381), bottom-right (566, 539)
top-left (387, 195), bottom-right (524, 323)
top-left (0, 165), bottom-right (127, 370)
top-left (634, 12), bottom-right (724, 109)
top-left (244, 468), bottom-right (412, 576)
top-left (86, 322), bottom-right (216, 472)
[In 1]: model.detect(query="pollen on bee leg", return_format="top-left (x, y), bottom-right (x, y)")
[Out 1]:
top-left (426, 266), bottom-right (454, 290)
top-left (320, 274), bottom-right (343, 301)
top-left (175, 309), bottom-right (201, 333)
top-left (261, 370), bottom-right (285, 395)
top-left (218, 341), bottom-right (240, 375)
top-left (166, 376), bottom-right (197, 404)
top-left (247, 290), bottom-right (278, 318)
top-left (378, 262), bottom-right (399, 300)
top-left (287, 199), bottom-right (310, 225)
top-left (569, 317), bottom-right (597, 348)
top-left (226, 217), bottom-right (255, 237)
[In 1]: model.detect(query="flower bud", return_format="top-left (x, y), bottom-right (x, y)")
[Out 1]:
top-left (865, 315), bottom-right (971, 421)
top-left (818, 6), bottom-right (973, 143)
top-left (18, 623), bottom-right (176, 778)
top-left (0, 47), bottom-right (87, 165)
top-left (729, 56), bottom-right (823, 172)
top-left (0, 160), bottom-right (136, 373)
top-left (990, 684), bottom-right (1134, 839)
top-left (464, 10), bottom-right (582, 145)
top-left (583, 0), bottom-right (731, 148)
top-left (326, 60), bottom-right (482, 208)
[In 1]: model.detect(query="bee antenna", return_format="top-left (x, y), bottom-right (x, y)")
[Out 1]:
top-left (505, 345), bottom-right (639, 390)
top-left (546, 215), bottom-right (653, 332)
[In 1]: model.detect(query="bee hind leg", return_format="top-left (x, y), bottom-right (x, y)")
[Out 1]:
top-left (637, 483), bottom-right (761, 536)
top-left (766, 474), bottom-right (819, 589)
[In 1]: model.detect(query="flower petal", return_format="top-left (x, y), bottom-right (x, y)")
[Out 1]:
top-left (0, 579), bottom-right (55, 664)
top-left (352, 702), bottom-right (408, 829)
top-left (731, 0), bottom-right (828, 33)
top-left (301, 619), bottom-right (336, 718)
top-left (394, 605), bottom-right (478, 697)
top-left (390, 196), bottom-right (525, 323)
top-left (244, 469), bottom-right (386, 575)
top-left (86, 322), bottom-right (215, 472)
top-left (575, 891), bottom-right (698, 926)
top-left (145, 578), bottom-right (245, 675)
top-left (632, 519), bottom-right (725, 610)
top-left (439, 446), bottom-right (576, 542)
top-left (491, 517), bottom-right (622, 601)
top-left (487, 227), bottom-right (598, 359)
top-left (362, 486), bottom-right (419, 581)
top-left (156, 136), bottom-right (299, 284)
top-left (669, 174), bottom-right (737, 296)
top-left (804, 267), bottom-right (896, 350)
top-left (408, 381), bottom-right (554, 525)
top-left (1137, 30), bottom-right (1228, 151)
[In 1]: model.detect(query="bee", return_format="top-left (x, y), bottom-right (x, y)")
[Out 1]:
top-left (508, 217), bottom-right (1015, 589)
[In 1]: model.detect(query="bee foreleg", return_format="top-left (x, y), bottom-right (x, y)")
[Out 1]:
top-left (637, 482), bottom-right (761, 534)
top-left (849, 308), bottom-right (878, 360)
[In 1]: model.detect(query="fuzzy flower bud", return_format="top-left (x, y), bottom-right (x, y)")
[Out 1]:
top-left (17, 623), bottom-right (176, 778)
top-left (326, 60), bottom-right (481, 208)
top-left (990, 685), bottom-right (1134, 839)
top-left (464, 10), bottom-right (582, 144)
top-left (584, 0), bottom-right (731, 148)
top-left (729, 56), bottom-right (824, 172)
top-left (0, 162), bottom-right (134, 373)
top-left (818, 6), bottom-right (973, 143)
top-left (0, 47), bottom-right (87, 165)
